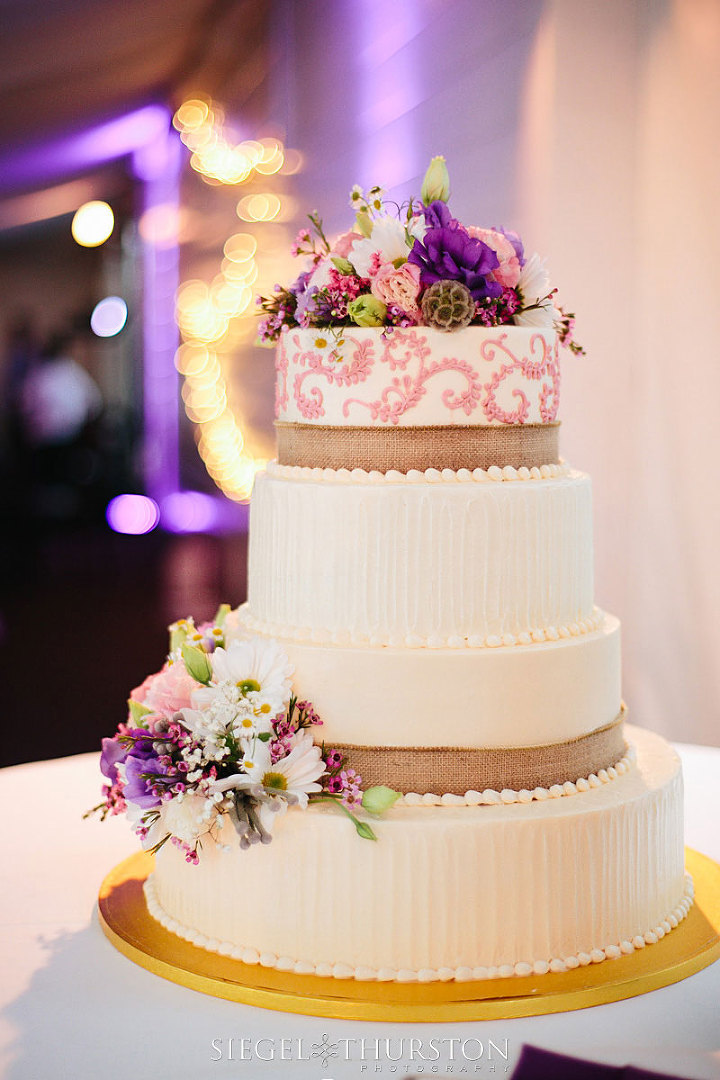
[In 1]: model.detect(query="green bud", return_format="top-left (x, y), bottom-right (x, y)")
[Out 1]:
top-left (354, 819), bottom-right (377, 841)
top-left (347, 294), bottom-right (387, 327)
top-left (213, 603), bottom-right (231, 627)
top-left (181, 643), bottom-right (212, 685)
top-left (168, 620), bottom-right (190, 654)
top-left (362, 785), bottom-right (402, 814)
top-left (421, 155), bottom-right (450, 204)
top-left (355, 208), bottom-right (373, 238)
top-left (331, 256), bottom-right (355, 275)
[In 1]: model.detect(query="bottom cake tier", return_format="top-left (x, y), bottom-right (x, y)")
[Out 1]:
top-left (145, 725), bottom-right (691, 982)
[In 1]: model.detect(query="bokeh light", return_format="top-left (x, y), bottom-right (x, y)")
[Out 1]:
top-left (171, 96), bottom-right (300, 501)
top-left (90, 296), bottom-right (128, 338)
top-left (160, 491), bottom-right (220, 533)
top-left (236, 193), bottom-right (281, 222)
top-left (71, 200), bottom-right (115, 246)
top-left (106, 494), bottom-right (159, 534)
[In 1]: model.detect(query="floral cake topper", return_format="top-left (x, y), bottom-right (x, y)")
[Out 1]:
top-left (88, 607), bottom-right (399, 862)
top-left (259, 155), bottom-right (583, 352)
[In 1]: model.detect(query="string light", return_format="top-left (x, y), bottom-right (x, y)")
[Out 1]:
top-left (172, 97), bottom-right (298, 502)
top-left (173, 100), bottom-right (286, 185)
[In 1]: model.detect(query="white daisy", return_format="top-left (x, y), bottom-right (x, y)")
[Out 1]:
top-left (516, 252), bottom-right (550, 302)
top-left (192, 637), bottom-right (293, 726)
top-left (349, 214), bottom-right (424, 278)
top-left (513, 302), bottom-right (555, 329)
top-left (513, 252), bottom-right (557, 328)
top-left (261, 730), bottom-right (326, 808)
top-left (211, 731), bottom-right (325, 810)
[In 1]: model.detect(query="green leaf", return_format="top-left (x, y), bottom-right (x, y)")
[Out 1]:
top-left (213, 603), bottom-right (231, 628)
top-left (181, 643), bottom-right (212, 685)
top-left (331, 256), bottom-right (354, 275)
top-left (355, 208), bottom-right (373, 238)
top-left (257, 732), bottom-right (272, 742)
top-left (362, 785), bottom-right (401, 815)
top-left (354, 819), bottom-right (378, 841)
top-left (312, 795), bottom-right (378, 841)
top-left (128, 699), bottom-right (154, 725)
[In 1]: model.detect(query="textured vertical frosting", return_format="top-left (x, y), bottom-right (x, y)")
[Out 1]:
top-left (247, 466), bottom-right (594, 645)
top-left (147, 727), bottom-right (688, 981)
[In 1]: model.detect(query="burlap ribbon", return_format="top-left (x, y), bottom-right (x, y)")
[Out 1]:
top-left (276, 421), bottom-right (560, 472)
top-left (334, 710), bottom-right (627, 795)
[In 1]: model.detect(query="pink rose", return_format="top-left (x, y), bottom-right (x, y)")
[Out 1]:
top-left (466, 227), bottom-right (521, 288)
top-left (131, 662), bottom-right (198, 717)
top-left (331, 230), bottom-right (363, 259)
top-left (370, 261), bottom-right (422, 317)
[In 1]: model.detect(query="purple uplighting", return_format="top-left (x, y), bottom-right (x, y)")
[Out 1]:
top-left (134, 128), bottom-right (183, 505)
top-left (106, 494), bottom-right (160, 535)
top-left (0, 106), bottom-right (172, 194)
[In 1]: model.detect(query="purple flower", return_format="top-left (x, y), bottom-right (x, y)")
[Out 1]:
top-left (123, 755), bottom-right (167, 809)
top-left (326, 775), bottom-right (343, 794)
top-left (119, 728), bottom-right (160, 764)
top-left (422, 199), bottom-right (458, 230)
top-left (100, 737), bottom-right (128, 784)
top-left (290, 269), bottom-right (312, 298)
top-left (409, 226), bottom-right (502, 301)
top-left (325, 748), bottom-right (343, 770)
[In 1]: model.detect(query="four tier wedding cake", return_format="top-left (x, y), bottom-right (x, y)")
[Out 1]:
top-left (94, 158), bottom-right (691, 984)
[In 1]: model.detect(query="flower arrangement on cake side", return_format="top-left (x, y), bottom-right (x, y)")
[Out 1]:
top-left (88, 606), bottom-right (399, 862)
top-left (258, 155), bottom-right (583, 352)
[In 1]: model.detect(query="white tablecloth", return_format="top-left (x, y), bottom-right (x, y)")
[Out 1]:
top-left (1, 746), bottom-right (718, 1080)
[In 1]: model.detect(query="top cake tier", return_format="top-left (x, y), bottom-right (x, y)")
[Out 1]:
top-left (275, 326), bottom-right (561, 472)
top-left (276, 325), bottom-right (559, 427)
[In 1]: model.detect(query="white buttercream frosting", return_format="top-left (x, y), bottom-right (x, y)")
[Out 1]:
top-left (247, 466), bottom-right (594, 647)
top-left (226, 610), bottom-right (621, 750)
top-left (266, 461), bottom-right (572, 483)
top-left (146, 727), bottom-right (689, 982)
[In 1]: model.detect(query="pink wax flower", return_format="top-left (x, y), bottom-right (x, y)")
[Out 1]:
top-left (466, 227), bottom-right (521, 288)
top-left (130, 662), bottom-right (198, 718)
top-left (370, 261), bottom-right (422, 317)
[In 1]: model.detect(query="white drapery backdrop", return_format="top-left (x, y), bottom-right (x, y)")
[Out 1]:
top-left (273, 0), bottom-right (720, 745)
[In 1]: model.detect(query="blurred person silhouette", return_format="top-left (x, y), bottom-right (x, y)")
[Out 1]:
top-left (20, 328), bottom-right (102, 449)
top-left (1, 313), bottom-right (41, 461)
top-left (17, 323), bottom-right (104, 525)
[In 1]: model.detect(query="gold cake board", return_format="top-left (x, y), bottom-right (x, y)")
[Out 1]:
top-left (98, 848), bottom-right (720, 1022)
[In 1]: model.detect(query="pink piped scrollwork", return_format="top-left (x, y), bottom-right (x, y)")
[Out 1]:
top-left (480, 332), bottom-right (559, 425)
top-left (275, 334), bottom-right (289, 419)
top-left (277, 328), bottom-right (560, 426)
top-left (343, 331), bottom-right (484, 424)
top-left (290, 334), bottom-right (376, 420)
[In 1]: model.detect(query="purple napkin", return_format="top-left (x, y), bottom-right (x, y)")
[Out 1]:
top-left (510, 1045), bottom-right (693, 1080)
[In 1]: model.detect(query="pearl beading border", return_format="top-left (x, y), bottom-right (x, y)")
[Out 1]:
top-left (397, 743), bottom-right (635, 806)
top-left (143, 872), bottom-right (694, 984)
top-left (267, 461), bottom-right (573, 484)
top-left (234, 606), bottom-right (605, 651)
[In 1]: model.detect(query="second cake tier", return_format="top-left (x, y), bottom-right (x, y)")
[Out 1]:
top-left (249, 462), bottom-right (594, 646)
